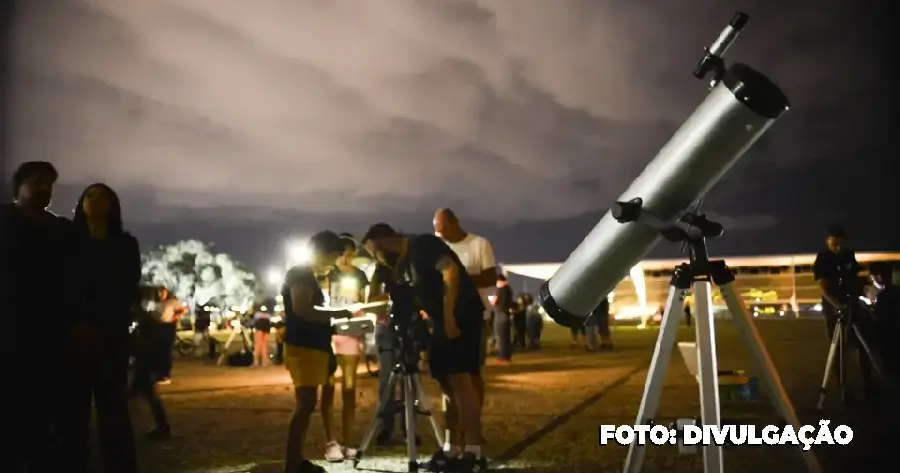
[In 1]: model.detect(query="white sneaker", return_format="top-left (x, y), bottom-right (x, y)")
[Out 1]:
top-left (343, 446), bottom-right (358, 461)
top-left (325, 441), bottom-right (345, 462)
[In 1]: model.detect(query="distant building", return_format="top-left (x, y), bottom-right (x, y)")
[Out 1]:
top-left (503, 252), bottom-right (900, 320)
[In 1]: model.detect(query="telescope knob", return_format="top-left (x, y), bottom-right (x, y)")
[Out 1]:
top-left (611, 198), bottom-right (643, 224)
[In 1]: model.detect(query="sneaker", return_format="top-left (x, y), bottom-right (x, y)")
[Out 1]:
top-left (342, 446), bottom-right (358, 461)
top-left (290, 459), bottom-right (326, 473)
top-left (456, 452), bottom-right (489, 472)
top-left (423, 449), bottom-right (456, 472)
top-left (324, 441), bottom-right (344, 462)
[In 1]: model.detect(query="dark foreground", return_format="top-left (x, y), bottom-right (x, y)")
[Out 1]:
top-left (119, 320), bottom-right (895, 473)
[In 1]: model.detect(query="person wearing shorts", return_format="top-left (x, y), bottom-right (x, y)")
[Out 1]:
top-left (321, 235), bottom-right (369, 462)
top-left (362, 224), bottom-right (488, 473)
top-left (280, 231), bottom-right (352, 473)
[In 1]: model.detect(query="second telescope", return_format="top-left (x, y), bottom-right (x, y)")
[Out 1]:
top-left (540, 63), bottom-right (789, 327)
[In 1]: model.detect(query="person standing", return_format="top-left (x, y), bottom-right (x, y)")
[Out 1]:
top-left (321, 235), bottom-right (369, 462)
top-left (134, 286), bottom-right (186, 440)
top-left (61, 183), bottom-right (141, 473)
top-left (511, 294), bottom-right (528, 349)
top-left (252, 305), bottom-right (272, 366)
top-left (492, 275), bottom-right (515, 363)
top-left (813, 224), bottom-right (872, 399)
top-left (363, 224), bottom-right (488, 472)
top-left (433, 208), bottom-right (496, 449)
top-left (280, 231), bottom-right (352, 473)
top-left (2, 162), bottom-right (74, 473)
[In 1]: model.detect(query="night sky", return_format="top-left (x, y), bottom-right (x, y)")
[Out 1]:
top-left (3, 1), bottom-right (897, 273)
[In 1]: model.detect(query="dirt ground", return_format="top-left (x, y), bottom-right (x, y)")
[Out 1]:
top-left (119, 319), bottom-right (897, 473)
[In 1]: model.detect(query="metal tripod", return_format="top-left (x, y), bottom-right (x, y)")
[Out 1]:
top-left (622, 238), bottom-right (822, 473)
top-left (816, 301), bottom-right (885, 409)
top-left (355, 356), bottom-right (444, 472)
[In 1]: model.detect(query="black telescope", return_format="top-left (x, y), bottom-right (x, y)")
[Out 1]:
top-left (539, 13), bottom-right (789, 328)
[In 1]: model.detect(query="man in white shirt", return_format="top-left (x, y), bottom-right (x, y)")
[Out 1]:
top-left (433, 209), bottom-right (497, 409)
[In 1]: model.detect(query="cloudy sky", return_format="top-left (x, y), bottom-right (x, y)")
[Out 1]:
top-left (5, 0), bottom-right (895, 269)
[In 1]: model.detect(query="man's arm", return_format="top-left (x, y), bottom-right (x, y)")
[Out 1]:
top-left (436, 254), bottom-right (461, 331)
top-left (470, 239), bottom-right (498, 288)
top-left (367, 265), bottom-right (391, 302)
top-left (289, 283), bottom-right (347, 324)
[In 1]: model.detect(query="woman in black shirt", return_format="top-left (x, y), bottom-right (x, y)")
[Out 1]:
top-left (61, 183), bottom-right (141, 473)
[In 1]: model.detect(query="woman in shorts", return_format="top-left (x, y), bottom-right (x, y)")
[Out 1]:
top-left (321, 235), bottom-right (370, 462)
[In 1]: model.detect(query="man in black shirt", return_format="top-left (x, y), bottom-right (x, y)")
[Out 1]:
top-left (1, 161), bottom-right (74, 472)
top-left (362, 223), bottom-right (487, 473)
top-left (493, 274), bottom-right (515, 362)
top-left (812, 224), bottom-right (872, 396)
top-left (280, 231), bottom-right (353, 473)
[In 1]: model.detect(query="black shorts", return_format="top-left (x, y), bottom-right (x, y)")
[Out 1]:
top-left (428, 323), bottom-right (482, 379)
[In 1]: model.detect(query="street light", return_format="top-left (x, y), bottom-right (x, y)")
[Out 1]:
top-left (285, 239), bottom-right (310, 268)
top-left (266, 267), bottom-right (283, 287)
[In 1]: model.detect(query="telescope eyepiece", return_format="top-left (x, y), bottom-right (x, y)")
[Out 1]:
top-left (695, 12), bottom-right (751, 86)
top-left (730, 12), bottom-right (749, 30)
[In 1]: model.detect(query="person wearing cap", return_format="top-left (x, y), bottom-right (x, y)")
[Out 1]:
top-left (2, 161), bottom-right (75, 472)
top-left (812, 224), bottom-right (873, 398)
top-left (280, 231), bottom-right (355, 473)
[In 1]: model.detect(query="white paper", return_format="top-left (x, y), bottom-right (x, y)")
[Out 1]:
top-left (314, 301), bottom-right (388, 313)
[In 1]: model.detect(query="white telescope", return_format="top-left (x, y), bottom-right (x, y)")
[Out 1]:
top-left (539, 14), bottom-right (824, 473)
top-left (539, 13), bottom-right (789, 325)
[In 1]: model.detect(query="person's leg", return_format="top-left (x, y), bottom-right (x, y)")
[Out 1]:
top-left (320, 381), bottom-right (336, 441)
top-left (339, 355), bottom-right (360, 450)
top-left (94, 338), bottom-right (139, 473)
top-left (161, 323), bottom-right (176, 379)
top-left (569, 325), bottom-right (579, 347)
top-left (585, 325), bottom-right (598, 351)
top-left (286, 386), bottom-right (319, 470)
top-left (447, 372), bottom-right (484, 465)
top-left (284, 346), bottom-right (328, 472)
top-left (58, 342), bottom-right (95, 473)
top-left (499, 313), bottom-right (512, 361)
top-left (261, 332), bottom-right (270, 366)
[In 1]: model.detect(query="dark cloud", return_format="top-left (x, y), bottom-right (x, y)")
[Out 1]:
top-left (7, 0), bottom-right (897, 266)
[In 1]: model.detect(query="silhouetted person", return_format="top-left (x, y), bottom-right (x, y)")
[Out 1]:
top-left (61, 183), bottom-right (140, 473)
top-left (492, 275), bottom-right (515, 362)
top-left (512, 294), bottom-right (527, 348)
top-left (135, 286), bottom-right (186, 440)
top-left (813, 224), bottom-right (873, 398)
top-left (2, 162), bottom-right (74, 473)
top-left (871, 263), bottom-right (900, 381)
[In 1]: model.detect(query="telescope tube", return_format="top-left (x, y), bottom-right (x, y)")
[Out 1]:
top-left (540, 63), bottom-right (789, 327)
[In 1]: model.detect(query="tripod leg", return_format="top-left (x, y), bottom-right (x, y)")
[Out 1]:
top-left (404, 376), bottom-right (419, 470)
top-left (413, 375), bottom-right (445, 447)
top-left (358, 370), bottom-right (402, 457)
top-left (835, 320), bottom-right (847, 403)
top-left (816, 325), bottom-right (841, 410)
top-left (719, 282), bottom-right (822, 473)
top-left (691, 281), bottom-right (724, 473)
top-left (623, 285), bottom-right (687, 473)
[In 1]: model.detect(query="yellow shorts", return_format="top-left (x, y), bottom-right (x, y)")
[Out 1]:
top-left (284, 344), bottom-right (332, 387)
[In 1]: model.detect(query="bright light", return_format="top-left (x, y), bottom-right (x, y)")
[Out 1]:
top-left (813, 303), bottom-right (822, 312)
top-left (612, 305), bottom-right (656, 320)
top-left (286, 240), bottom-right (310, 267)
top-left (266, 267), bottom-right (283, 286)
top-left (230, 319), bottom-right (241, 328)
top-left (488, 295), bottom-right (497, 305)
top-left (628, 264), bottom-right (648, 315)
top-left (341, 277), bottom-right (359, 292)
top-left (859, 296), bottom-right (872, 306)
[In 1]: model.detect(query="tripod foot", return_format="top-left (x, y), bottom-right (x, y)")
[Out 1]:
top-left (408, 460), bottom-right (419, 472)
